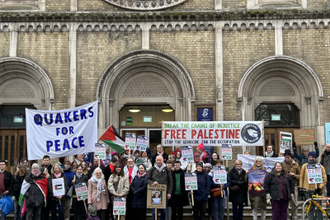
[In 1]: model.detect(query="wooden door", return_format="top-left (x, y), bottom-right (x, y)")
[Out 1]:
top-left (0, 129), bottom-right (27, 173)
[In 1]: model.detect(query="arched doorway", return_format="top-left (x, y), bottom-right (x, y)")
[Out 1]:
top-left (238, 55), bottom-right (323, 155)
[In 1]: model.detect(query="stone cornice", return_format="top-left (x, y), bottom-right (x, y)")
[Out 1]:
top-left (0, 9), bottom-right (330, 22)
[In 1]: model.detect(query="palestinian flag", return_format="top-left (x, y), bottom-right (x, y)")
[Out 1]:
top-left (280, 133), bottom-right (292, 142)
top-left (99, 125), bottom-right (126, 154)
top-left (18, 174), bottom-right (48, 207)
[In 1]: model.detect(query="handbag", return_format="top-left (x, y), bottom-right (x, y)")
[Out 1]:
top-left (67, 175), bottom-right (75, 197)
top-left (210, 188), bottom-right (222, 197)
top-left (229, 175), bottom-right (241, 194)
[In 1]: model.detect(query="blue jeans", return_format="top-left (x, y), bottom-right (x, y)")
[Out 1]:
top-left (1, 212), bottom-right (6, 220)
top-left (212, 196), bottom-right (225, 220)
top-left (152, 200), bottom-right (167, 220)
top-left (50, 199), bottom-right (64, 220)
top-left (232, 203), bottom-right (243, 220)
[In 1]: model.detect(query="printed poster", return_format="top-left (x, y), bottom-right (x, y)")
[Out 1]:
top-left (185, 173), bottom-right (198, 191)
top-left (307, 164), bottom-right (323, 184)
top-left (280, 132), bottom-right (292, 153)
top-left (94, 143), bottom-right (106, 159)
top-left (135, 135), bottom-right (148, 152)
top-left (212, 166), bottom-right (227, 184)
top-left (125, 133), bottom-right (136, 150)
top-left (221, 144), bottom-right (232, 160)
top-left (113, 197), bottom-right (126, 216)
top-left (326, 123), bottom-right (330, 144)
top-left (248, 169), bottom-right (267, 197)
top-left (237, 154), bottom-right (284, 172)
top-left (52, 178), bottom-right (65, 197)
top-left (147, 184), bottom-right (166, 209)
top-left (181, 146), bottom-right (194, 163)
top-left (75, 182), bottom-right (88, 201)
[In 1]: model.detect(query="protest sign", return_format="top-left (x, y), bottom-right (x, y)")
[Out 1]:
top-left (326, 123), bottom-right (330, 144)
top-left (26, 101), bottom-right (98, 160)
top-left (248, 169), bottom-right (267, 197)
top-left (307, 164), bottom-right (323, 184)
top-left (135, 135), bottom-right (148, 152)
top-left (52, 178), bottom-right (65, 197)
top-left (75, 182), bottom-right (88, 201)
top-left (212, 166), bottom-right (227, 184)
top-left (125, 133), bottom-right (136, 150)
top-left (221, 144), bottom-right (232, 160)
top-left (237, 154), bottom-right (284, 172)
top-left (147, 184), bottom-right (166, 209)
top-left (113, 197), bottom-right (126, 216)
top-left (294, 129), bottom-right (315, 145)
top-left (162, 121), bottom-right (263, 146)
top-left (94, 143), bottom-right (106, 159)
top-left (185, 173), bottom-right (198, 191)
top-left (181, 146), bottom-right (194, 163)
top-left (280, 132), bottom-right (292, 153)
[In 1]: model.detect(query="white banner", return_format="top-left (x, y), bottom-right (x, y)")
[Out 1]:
top-left (26, 101), bottom-right (98, 160)
top-left (162, 121), bottom-right (263, 146)
top-left (237, 154), bottom-right (284, 172)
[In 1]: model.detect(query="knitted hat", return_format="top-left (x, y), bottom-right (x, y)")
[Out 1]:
top-left (308, 151), bottom-right (317, 158)
top-left (196, 162), bottom-right (203, 167)
top-left (284, 149), bottom-right (292, 158)
top-left (203, 163), bottom-right (212, 168)
top-left (197, 143), bottom-right (204, 151)
top-left (194, 152), bottom-right (200, 158)
top-left (146, 148), bottom-right (151, 156)
top-left (137, 163), bottom-right (146, 171)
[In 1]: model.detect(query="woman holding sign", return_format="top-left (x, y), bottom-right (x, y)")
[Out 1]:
top-left (68, 165), bottom-right (89, 220)
top-left (48, 164), bottom-right (67, 220)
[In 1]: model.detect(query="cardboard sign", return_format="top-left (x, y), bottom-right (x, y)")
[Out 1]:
top-left (125, 133), bottom-right (136, 150)
top-left (94, 143), bottom-right (106, 159)
top-left (294, 129), bottom-right (315, 145)
top-left (147, 184), bottom-right (167, 209)
top-left (135, 135), bottom-right (148, 152)
top-left (181, 146), bottom-right (194, 163)
top-left (185, 173), bottom-right (198, 191)
top-left (280, 132), bottom-right (292, 153)
top-left (52, 178), bottom-right (65, 197)
top-left (212, 166), bottom-right (227, 184)
top-left (248, 169), bottom-right (267, 197)
top-left (221, 144), bottom-right (232, 160)
top-left (113, 197), bottom-right (126, 216)
top-left (75, 182), bottom-right (88, 201)
top-left (307, 164), bottom-right (323, 184)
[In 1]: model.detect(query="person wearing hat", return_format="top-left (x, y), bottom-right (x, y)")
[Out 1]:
top-left (293, 142), bottom-right (319, 166)
top-left (299, 151), bottom-right (327, 220)
top-left (191, 162), bottom-right (210, 220)
top-left (196, 143), bottom-right (211, 163)
top-left (141, 150), bottom-right (152, 171)
top-left (186, 152), bottom-right (202, 173)
top-left (280, 149), bottom-right (300, 220)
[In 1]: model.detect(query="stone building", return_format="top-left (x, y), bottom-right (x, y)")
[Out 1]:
top-left (0, 0), bottom-right (330, 171)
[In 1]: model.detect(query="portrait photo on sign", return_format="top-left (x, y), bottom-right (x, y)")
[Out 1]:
top-left (152, 191), bottom-right (162, 205)
top-left (147, 184), bottom-right (167, 209)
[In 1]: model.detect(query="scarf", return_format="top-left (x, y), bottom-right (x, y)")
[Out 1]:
top-left (154, 163), bottom-right (166, 173)
top-left (253, 165), bottom-right (265, 170)
top-left (91, 176), bottom-right (105, 201)
top-left (32, 171), bottom-right (41, 177)
top-left (235, 167), bottom-right (242, 175)
top-left (137, 172), bottom-right (147, 178)
top-left (157, 151), bottom-right (164, 155)
top-left (308, 160), bottom-right (317, 164)
top-left (54, 173), bottom-right (61, 178)
top-left (265, 151), bottom-right (274, 158)
top-left (76, 172), bottom-right (83, 179)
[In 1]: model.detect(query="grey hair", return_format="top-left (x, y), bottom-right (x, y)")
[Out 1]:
top-left (244, 150), bottom-right (250, 154)
top-left (254, 157), bottom-right (264, 168)
top-left (92, 167), bottom-right (104, 179)
top-left (31, 163), bottom-right (39, 169)
top-left (302, 147), bottom-right (309, 152)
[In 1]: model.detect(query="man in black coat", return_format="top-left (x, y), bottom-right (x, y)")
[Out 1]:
top-left (151, 144), bottom-right (168, 166)
top-left (169, 160), bottom-right (189, 220)
top-left (0, 160), bottom-right (13, 220)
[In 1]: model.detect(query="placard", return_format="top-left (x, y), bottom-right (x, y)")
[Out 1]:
top-left (326, 123), bottom-right (330, 144)
top-left (294, 129), bottom-right (315, 145)
top-left (221, 144), bottom-right (232, 160)
top-left (185, 173), bottom-right (198, 191)
top-left (113, 197), bottom-right (126, 216)
top-left (237, 154), bottom-right (284, 172)
top-left (248, 169), bottom-right (267, 197)
top-left (135, 135), bottom-right (148, 152)
top-left (162, 121), bottom-right (263, 146)
top-left (94, 143), bottom-right (106, 159)
top-left (52, 178), bottom-right (65, 197)
top-left (147, 184), bottom-right (167, 209)
top-left (307, 164), bottom-right (323, 184)
top-left (212, 166), bottom-right (227, 184)
top-left (125, 133), bottom-right (136, 150)
top-left (75, 182), bottom-right (88, 201)
top-left (280, 132), bottom-right (292, 153)
top-left (181, 146), bottom-right (194, 163)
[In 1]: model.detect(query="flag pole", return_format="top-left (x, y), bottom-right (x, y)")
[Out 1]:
top-left (262, 119), bottom-right (265, 156)
top-left (161, 120), bottom-right (164, 146)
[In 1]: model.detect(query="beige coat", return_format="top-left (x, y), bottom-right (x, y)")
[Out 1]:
top-left (281, 160), bottom-right (301, 186)
top-left (300, 163), bottom-right (327, 192)
top-left (108, 174), bottom-right (130, 199)
top-left (88, 179), bottom-right (110, 210)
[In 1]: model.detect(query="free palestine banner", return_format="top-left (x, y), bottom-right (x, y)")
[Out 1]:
top-left (26, 101), bottom-right (98, 160)
top-left (162, 121), bottom-right (263, 146)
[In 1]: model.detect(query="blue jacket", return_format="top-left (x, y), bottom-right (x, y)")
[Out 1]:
top-left (293, 147), bottom-right (319, 166)
top-left (63, 168), bottom-right (75, 197)
top-left (210, 174), bottom-right (231, 197)
top-left (130, 173), bottom-right (148, 209)
top-left (193, 170), bottom-right (210, 202)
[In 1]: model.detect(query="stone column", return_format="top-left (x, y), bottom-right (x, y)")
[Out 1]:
top-left (38, 0), bottom-right (46, 11)
top-left (9, 24), bottom-right (17, 57)
top-left (275, 21), bottom-right (283, 56)
top-left (215, 0), bottom-right (222, 9)
top-left (215, 21), bottom-right (224, 121)
top-left (142, 23), bottom-right (149, 50)
top-left (69, 25), bottom-right (77, 108)
top-left (70, 0), bottom-right (77, 11)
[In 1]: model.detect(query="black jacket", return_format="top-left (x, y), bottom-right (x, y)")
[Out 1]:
top-left (146, 165), bottom-right (173, 194)
top-left (264, 153), bottom-right (278, 158)
top-left (168, 169), bottom-right (189, 207)
top-left (130, 173), bottom-right (147, 209)
top-left (264, 171), bottom-right (294, 201)
top-left (151, 153), bottom-right (168, 166)
top-left (103, 165), bottom-right (112, 185)
top-left (68, 173), bottom-right (89, 196)
top-left (1, 170), bottom-right (13, 195)
top-left (24, 172), bottom-right (47, 207)
top-left (48, 173), bottom-right (67, 201)
top-left (13, 175), bottom-right (26, 200)
top-left (228, 167), bottom-right (248, 204)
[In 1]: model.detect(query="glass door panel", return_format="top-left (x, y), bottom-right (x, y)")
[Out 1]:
top-left (148, 129), bottom-right (163, 154)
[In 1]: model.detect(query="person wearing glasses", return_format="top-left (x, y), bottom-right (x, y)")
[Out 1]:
top-left (124, 157), bottom-right (138, 185)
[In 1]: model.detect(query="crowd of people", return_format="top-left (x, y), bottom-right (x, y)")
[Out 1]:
top-left (0, 142), bottom-right (329, 220)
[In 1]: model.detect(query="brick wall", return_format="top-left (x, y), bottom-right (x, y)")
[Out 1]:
top-left (17, 32), bottom-right (70, 110)
top-left (150, 30), bottom-right (216, 105)
top-left (283, 28), bottom-right (330, 125)
top-left (0, 32), bottom-right (10, 58)
top-left (76, 31), bottom-right (142, 105)
top-left (307, 0), bottom-right (328, 8)
top-left (222, 0), bottom-right (246, 9)
top-left (165, 0), bottom-right (214, 10)
top-left (46, 0), bottom-right (70, 11)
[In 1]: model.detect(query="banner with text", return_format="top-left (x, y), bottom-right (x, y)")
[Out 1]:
top-left (162, 121), bottom-right (263, 146)
top-left (26, 101), bottom-right (98, 160)
top-left (237, 154), bottom-right (284, 172)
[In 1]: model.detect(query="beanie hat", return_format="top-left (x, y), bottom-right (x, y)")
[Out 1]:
top-left (308, 151), bottom-right (317, 158)
top-left (146, 148), bottom-right (151, 156)
top-left (137, 163), bottom-right (146, 171)
top-left (284, 149), bottom-right (292, 158)
top-left (196, 162), bottom-right (203, 167)
top-left (194, 152), bottom-right (200, 158)
top-left (197, 143), bottom-right (204, 151)
top-left (203, 163), bottom-right (212, 169)
top-left (111, 152), bottom-right (119, 156)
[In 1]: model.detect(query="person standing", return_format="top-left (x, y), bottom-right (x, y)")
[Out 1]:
top-left (211, 153), bottom-right (220, 167)
top-left (165, 160), bottom-right (173, 220)
top-left (130, 164), bottom-right (148, 220)
top-left (123, 157), bottom-right (138, 184)
top-left (71, 154), bottom-right (84, 172)
top-left (186, 153), bottom-right (201, 173)
top-left (280, 149), bottom-right (300, 220)
top-left (63, 160), bottom-right (74, 220)
top-left (300, 151), bottom-right (327, 220)
top-left (264, 145), bottom-right (278, 158)
top-left (203, 163), bottom-right (213, 220)
top-left (196, 143), bottom-right (211, 163)
top-left (13, 164), bottom-right (28, 220)
top-left (293, 142), bottom-right (319, 166)
top-left (228, 160), bottom-right (247, 220)
top-left (39, 155), bottom-right (52, 220)
top-left (146, 155), bottom-right (173, 220)
top-left (0, 160), bottom-right (13, 220)
top-left (151, 145), bottom-right (169, 166)
top-left (320, 144), bottom-right (330, 198)
top-left (191, 162), bottom-right (210, 220)
top-left (141, 151), bottom-right (152, 172)
top-left (264, 162), bottom-right (294, 220)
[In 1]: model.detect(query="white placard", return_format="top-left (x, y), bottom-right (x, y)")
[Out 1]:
top-left (280, 132), bottom-right (292, 153)
top-left (212, 166), bottom-right (227, 184)
top-left (52, 178), bottom-right (65, 197)
top-left (125, 133), bottom-right (136, 150)
top-left (307, 164), bottom-right (323, 184)
top-left (94, 143), bottom-right (106, 159)
top-left (135, 135), bottom-right (148, 152)
top-left (181, 146), bottom-right (194, 163)
top-left (221, 144), bottom-right (232, 160)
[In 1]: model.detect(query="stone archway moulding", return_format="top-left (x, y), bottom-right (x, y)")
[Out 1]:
top-left (0, 57), bottom-right (55, 110)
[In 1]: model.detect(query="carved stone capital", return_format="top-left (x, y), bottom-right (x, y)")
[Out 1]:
top-left (103, 0), bottom-right (187, 10)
